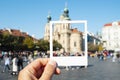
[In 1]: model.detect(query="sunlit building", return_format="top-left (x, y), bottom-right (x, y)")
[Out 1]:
top-left (102, 21), bottom-right (120, 51)
top-left (0, 28), bottom-right (38, 43)
top-left (44, 7), bottom-right (83, 54)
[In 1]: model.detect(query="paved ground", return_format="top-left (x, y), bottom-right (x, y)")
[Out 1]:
top-left (0, 57), bottom-right (120, 80)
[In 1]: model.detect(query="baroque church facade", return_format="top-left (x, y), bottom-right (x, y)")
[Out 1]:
top-left (44, 7), bottom-right (83, 54)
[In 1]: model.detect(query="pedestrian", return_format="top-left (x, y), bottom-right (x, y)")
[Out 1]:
top-left (0, 53), bottom-right (2, 64)
top-left (28, 53), bottom-right (33, 64)
top-left (17, 54), bottom-right (23, 72)
top-left (2, 54), bottom-right (11, 72)
top-left (116, 53), bottom-right (120, 63)
top-left (11, 55), bottom-right (18, 75)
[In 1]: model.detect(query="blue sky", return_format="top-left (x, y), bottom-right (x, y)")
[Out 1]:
top-left (0, 0), bottom-right (120, 39)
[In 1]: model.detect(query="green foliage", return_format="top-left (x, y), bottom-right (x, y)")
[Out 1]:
top-left (23, 37), bottom-right (34, 50)
top-left (98, 43), bottom-right (103, 51)
top-left (35, 39), bottom-right (62, 52)
top-left (0, 33), bottom-right (33, 51)
top-left (0, 32), bottom-right (62, 52)
top-left (88, 42), bottom-right (99, 52)
top-left (53, 40), bottom-right (62, 51)
top-left (88, 42), bottom-right (103, 52)
top-left (37, 39), bottom-right (49, 51)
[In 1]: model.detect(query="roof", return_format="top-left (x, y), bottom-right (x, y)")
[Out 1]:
top-left (104, 23), bottom-right (112, 27)
top-left (71, 28), bottom-right (79, 33)
top-left (104, 21), bottom-right (120, 27)
top-left (118, 22), bottom-right (120, 25)
top-left (71, 28), bottom-right (82, 35)
top-left (0, 28), bottom-right (36, 40)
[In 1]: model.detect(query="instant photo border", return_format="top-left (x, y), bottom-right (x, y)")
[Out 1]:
top-left (50, 20), bottom-right (88, 67)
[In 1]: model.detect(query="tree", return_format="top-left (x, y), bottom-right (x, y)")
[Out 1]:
top-left (11, 36), bottom-right (25, 51)
top-left (37, 39), bottom-right (49, 51)
top-left (1, 32), bottom-right (12, 51)
top-left (0, 31), bottom-right (37, 51)
top-left (36, 39), bottom-right (62, 52)
top-left (53, 40), bottom-right (62, 51)
top-left (23, 37), bottom-right (34, 51)
top-left (98, 43), bottom-right (103, 52)
top-left (88, 42), bottom-right (98, 53)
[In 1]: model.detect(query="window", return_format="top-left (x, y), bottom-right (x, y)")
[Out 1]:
top-left (63, 25), bottom-right (65, 29)
top-left (74, 41), bottom-right (76, 47)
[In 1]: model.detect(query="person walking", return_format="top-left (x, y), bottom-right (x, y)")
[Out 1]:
top-left (28, 53), bottom-right (34, 64)
top-left (2, 54), bottom-right (11, 72)
top-left (11, 55), bottom-right (18, 75)
top-left (17, 54), bottom-right (23, 72)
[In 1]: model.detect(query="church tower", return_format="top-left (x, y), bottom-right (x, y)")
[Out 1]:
top-left (56, 6), bottom-right (71, 52)
top-left (44, 5), bottom-right (82, 54)
top-left (44, 14), bottom-right (51, 40)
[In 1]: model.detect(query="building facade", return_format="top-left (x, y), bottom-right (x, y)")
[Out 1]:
top-left (44, 7), bottom-right (83, 54)
top-left (102, 21), bottom-right (120, 51)
top-left (87, 32), bottom-right (101, 46)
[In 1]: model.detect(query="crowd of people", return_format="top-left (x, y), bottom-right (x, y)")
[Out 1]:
top-left (53, 52), bottom-right (85, 57)
top-left (0, 50), bottom-right (61, 80)
top-left (90, 50), bottom-right (120, 63)
top-left (0, 50), bottom-right (62, 80)
top-left (0, 51), bottom-right (43, 75)
top-left (0, 50), bottom-right (120, 79)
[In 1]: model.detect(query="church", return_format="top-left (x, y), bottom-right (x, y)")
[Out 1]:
top-left (44, 7), bottom-right (84, 54)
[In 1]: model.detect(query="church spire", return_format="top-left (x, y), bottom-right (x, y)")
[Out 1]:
top-left (47, 11), bottom-right (52, 23)
top-left (63, 2), bottom-right (70, 20)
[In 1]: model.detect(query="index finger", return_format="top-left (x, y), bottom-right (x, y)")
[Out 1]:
top-left (24, 58), bottom-right (50, 75)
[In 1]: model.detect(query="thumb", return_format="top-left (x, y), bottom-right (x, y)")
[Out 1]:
top-left (39, 60), bottom-right (57, 80)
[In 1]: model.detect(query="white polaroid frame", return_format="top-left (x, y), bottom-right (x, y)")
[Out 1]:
top-left (50, 20), bottom-right (88, 67)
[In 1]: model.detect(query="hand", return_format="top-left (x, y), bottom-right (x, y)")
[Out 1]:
top-left (18, 58), bottom-right (61, 80)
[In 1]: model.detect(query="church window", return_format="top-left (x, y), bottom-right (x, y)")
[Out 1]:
top-left (63, 25), bottom-right (65, 29)
top-left (74, 41), bottom-right (76, 47)
top-left (56, 28), bottom-right (58, 32)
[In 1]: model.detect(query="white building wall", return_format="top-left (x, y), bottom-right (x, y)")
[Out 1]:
top-left (44, 23), bottom-right (50, 40)
top-left (102, 21), bottom-right (120, 51)
top-left (70, 33), bottom-right (82, 53)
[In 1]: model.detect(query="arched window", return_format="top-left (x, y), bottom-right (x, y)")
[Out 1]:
top-left (63, 40), bottom-right (64, 44)
top-left (63, 25), bottom-right (65, 29)
top-left (74, 41), bottom-right (76, 47)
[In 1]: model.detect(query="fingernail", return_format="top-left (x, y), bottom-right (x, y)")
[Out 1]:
top-left (48, 59), bottom-right (57, 67)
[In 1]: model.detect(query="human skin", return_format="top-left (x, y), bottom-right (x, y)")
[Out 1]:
top-left (18, 58), bottom-right (61, 80)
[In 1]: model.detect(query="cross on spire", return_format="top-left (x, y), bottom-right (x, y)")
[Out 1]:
top-left (65, 2), bottom-right (68, 8)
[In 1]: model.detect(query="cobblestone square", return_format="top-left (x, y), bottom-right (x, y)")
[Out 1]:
top-left (0, 57), bottom-right (120, 80)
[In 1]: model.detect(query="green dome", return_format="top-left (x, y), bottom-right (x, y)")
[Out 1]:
top-left (47, 15), bottom-right (51, 23)
top-left (64, 8), bottom-right (69, 13)
top-left (47, 15), bottom-right (51, 20)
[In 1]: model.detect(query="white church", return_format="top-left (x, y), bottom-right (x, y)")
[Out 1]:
top-left (44, 7), bottom-right (84, 54)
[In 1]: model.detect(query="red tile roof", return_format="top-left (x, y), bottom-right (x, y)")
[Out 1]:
top-left (104, 23), bottom-right (112, 27)
top-left (71, 28), bottom-right (79, 33)
top-left (118, 22), bottom-right (120, 25)
top-left (104, 21), bottom-right (120, 27)
top-left (0, 28), bottom-right (38, 41)
top-left (0, 29), bottom-right (29, 37)
top-left (71, 28), bottom-right (82, 35)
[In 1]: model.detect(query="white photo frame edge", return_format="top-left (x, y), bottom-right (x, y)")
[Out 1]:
top-left (50, 20), bottom-right (88, 67)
